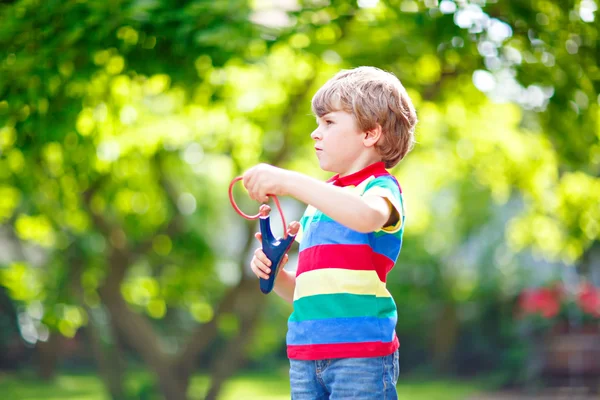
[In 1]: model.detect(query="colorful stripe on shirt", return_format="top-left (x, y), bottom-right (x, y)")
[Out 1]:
top-left (286, 162), bottom-right (404, 361)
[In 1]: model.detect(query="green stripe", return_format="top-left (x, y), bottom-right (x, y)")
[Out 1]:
top-left (365, 177), bottom-right (403, 209)
top-left (311, 211), bottom-right (333, 223)
top-left (299, 214), bottom-right (311, 231)
top-left (289, 293), bottom-right (397, 322)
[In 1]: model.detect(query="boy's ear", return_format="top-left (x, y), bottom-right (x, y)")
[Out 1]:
top-left (363, 124), bottom-right (383, 148)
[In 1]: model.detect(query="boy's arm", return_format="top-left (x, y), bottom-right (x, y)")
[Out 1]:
top-left (284, 171), bottom-right (393, 233)
top-left (242, 163), bottom-right (395, 233)
top-left (273, 269), bottom-right (296, 304)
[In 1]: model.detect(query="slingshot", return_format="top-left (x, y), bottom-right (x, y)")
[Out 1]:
top-left (228, 177), bottom-right (296, 294)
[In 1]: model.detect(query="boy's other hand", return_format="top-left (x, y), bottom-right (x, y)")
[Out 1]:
top-left (242, 163), bottom-right (291, 203)
top-left (250, 221), bottom-right (300, 280)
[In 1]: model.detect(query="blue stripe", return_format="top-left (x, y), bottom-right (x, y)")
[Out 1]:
top-left (300, 220), bottom-right (401, 262)
top-left (299, 221), bottom-right (368, 250)
top-left (374, 232), bottom-right (402, 262)
top-left (286, 316), bottom-right (397, 345)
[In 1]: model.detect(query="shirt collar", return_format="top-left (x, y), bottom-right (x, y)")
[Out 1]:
top-left (327, 162), bottom-right (388, 187)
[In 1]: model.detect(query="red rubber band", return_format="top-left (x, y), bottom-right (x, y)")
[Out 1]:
top-left (228, 177), bottom-right (288, 239)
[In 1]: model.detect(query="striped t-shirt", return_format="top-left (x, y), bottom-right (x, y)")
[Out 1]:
top-left (286, 162), bottom-right (405, 360)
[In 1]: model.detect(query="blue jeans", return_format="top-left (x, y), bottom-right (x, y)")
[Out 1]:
top-left (289, 350), bottom-right (399, 399)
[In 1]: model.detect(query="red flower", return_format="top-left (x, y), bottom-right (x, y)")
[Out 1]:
top-left (518, 287), bottom-right (561, 319)
top-left (578, 282), bottom-right (600, 318)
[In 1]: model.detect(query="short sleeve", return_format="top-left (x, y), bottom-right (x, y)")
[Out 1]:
top-left (294, 205), bottom-right (317, 244)
top-left (294, 225), bottom-right (303, 244)
top-left (362, 176), bottom-right (404, 234)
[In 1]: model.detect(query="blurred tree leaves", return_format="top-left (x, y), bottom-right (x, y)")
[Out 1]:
top-left (0, 0), bottom-right (599, 396)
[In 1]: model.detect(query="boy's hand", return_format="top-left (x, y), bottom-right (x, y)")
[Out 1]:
top-left (250, 221), bottom-right (300, 279)
top-left (243, 163), bottom-right (291, 203)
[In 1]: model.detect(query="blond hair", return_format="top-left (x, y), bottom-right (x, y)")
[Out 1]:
top-left (311, 66), bottom-right (417, 168)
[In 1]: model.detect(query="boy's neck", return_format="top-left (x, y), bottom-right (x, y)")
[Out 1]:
top-left (337, 155), bottom-right (384, 178)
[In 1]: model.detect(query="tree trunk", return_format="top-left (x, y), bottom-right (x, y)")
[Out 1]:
top-left (205, 278), bottom-right (267, 400)
top-left (36, 333), bottom-right (59, 380)
top-left (432, 302), bottom-right (459, 373)
top-left (175, 282), bottom-right (244, 380)
top-left (86, 311), bottom-right (127, 400)
top-left (96, 247), bottom-right (188, 399)
top-left (69, 253), bottom-right (127, 400)
top-left (100, 284), bottom-right (189, 399)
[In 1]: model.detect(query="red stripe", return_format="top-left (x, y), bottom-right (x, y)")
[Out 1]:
top-left (297, 244), bottom-right (394, 282)
top-left (287, 335), bottom-right (399, 360)
top-left (328, 162), bottom-right (390, 187)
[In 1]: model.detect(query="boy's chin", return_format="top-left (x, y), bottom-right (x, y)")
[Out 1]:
top-left (317, 156), bottom-right (345, 174)
top-left (317, 160), bottom-right (336, 173)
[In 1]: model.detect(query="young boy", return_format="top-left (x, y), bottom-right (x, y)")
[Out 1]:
top-left (243, 66), bottom-right (417, 399)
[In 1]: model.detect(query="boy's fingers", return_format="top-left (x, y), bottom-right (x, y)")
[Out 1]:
top-left (254, 248), bottom-right (272, 267)
top-left (259, 253), bottom-right (272, 267)
top-left (281, 253), bottom-right (289, 267)
top-left (254, 232), bottom-right (262, 242)
top-left (287, 221), bottom-right (300, 236)
top-left (252, 258), bottom-right (271, 279)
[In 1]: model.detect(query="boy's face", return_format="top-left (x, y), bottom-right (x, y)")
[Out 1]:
top-left (311, 110), bottom-right (366, 175)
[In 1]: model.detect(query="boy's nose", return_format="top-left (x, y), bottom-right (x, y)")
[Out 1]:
top-left (310, 129), bottom-right (322, 141)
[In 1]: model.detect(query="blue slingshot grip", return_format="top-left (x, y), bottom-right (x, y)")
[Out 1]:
top-left (259, 214), bottom-right (295, 294)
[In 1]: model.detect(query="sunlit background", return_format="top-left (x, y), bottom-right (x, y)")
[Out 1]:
top-left (1, 0), bottom-right (599, 399)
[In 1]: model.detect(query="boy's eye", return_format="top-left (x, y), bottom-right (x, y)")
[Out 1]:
top-left (325, 120), bottom-right (333, 125)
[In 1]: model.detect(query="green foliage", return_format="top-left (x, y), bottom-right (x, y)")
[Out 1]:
top-left (0, 0), bottom-right (598, 392)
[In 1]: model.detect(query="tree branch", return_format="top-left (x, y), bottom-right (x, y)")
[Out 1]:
top-left (98, 249), bottom-right (188, 398)
top-left (134, 152), bottom-right (185, 255)
top-left (81, 174), bottom-right (114, 238)
top-left (204, 280), bottom-right (266, 400)
top-left (174, 220), bottom-right (255, 378)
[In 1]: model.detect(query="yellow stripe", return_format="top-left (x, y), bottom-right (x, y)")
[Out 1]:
top-left (294, 269), bottom-right (391, 301)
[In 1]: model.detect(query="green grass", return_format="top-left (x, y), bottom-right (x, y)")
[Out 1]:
top-left (0, 370), bottom-right (485, 400)
top-left (0, 373), bottom-right (107, 400)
